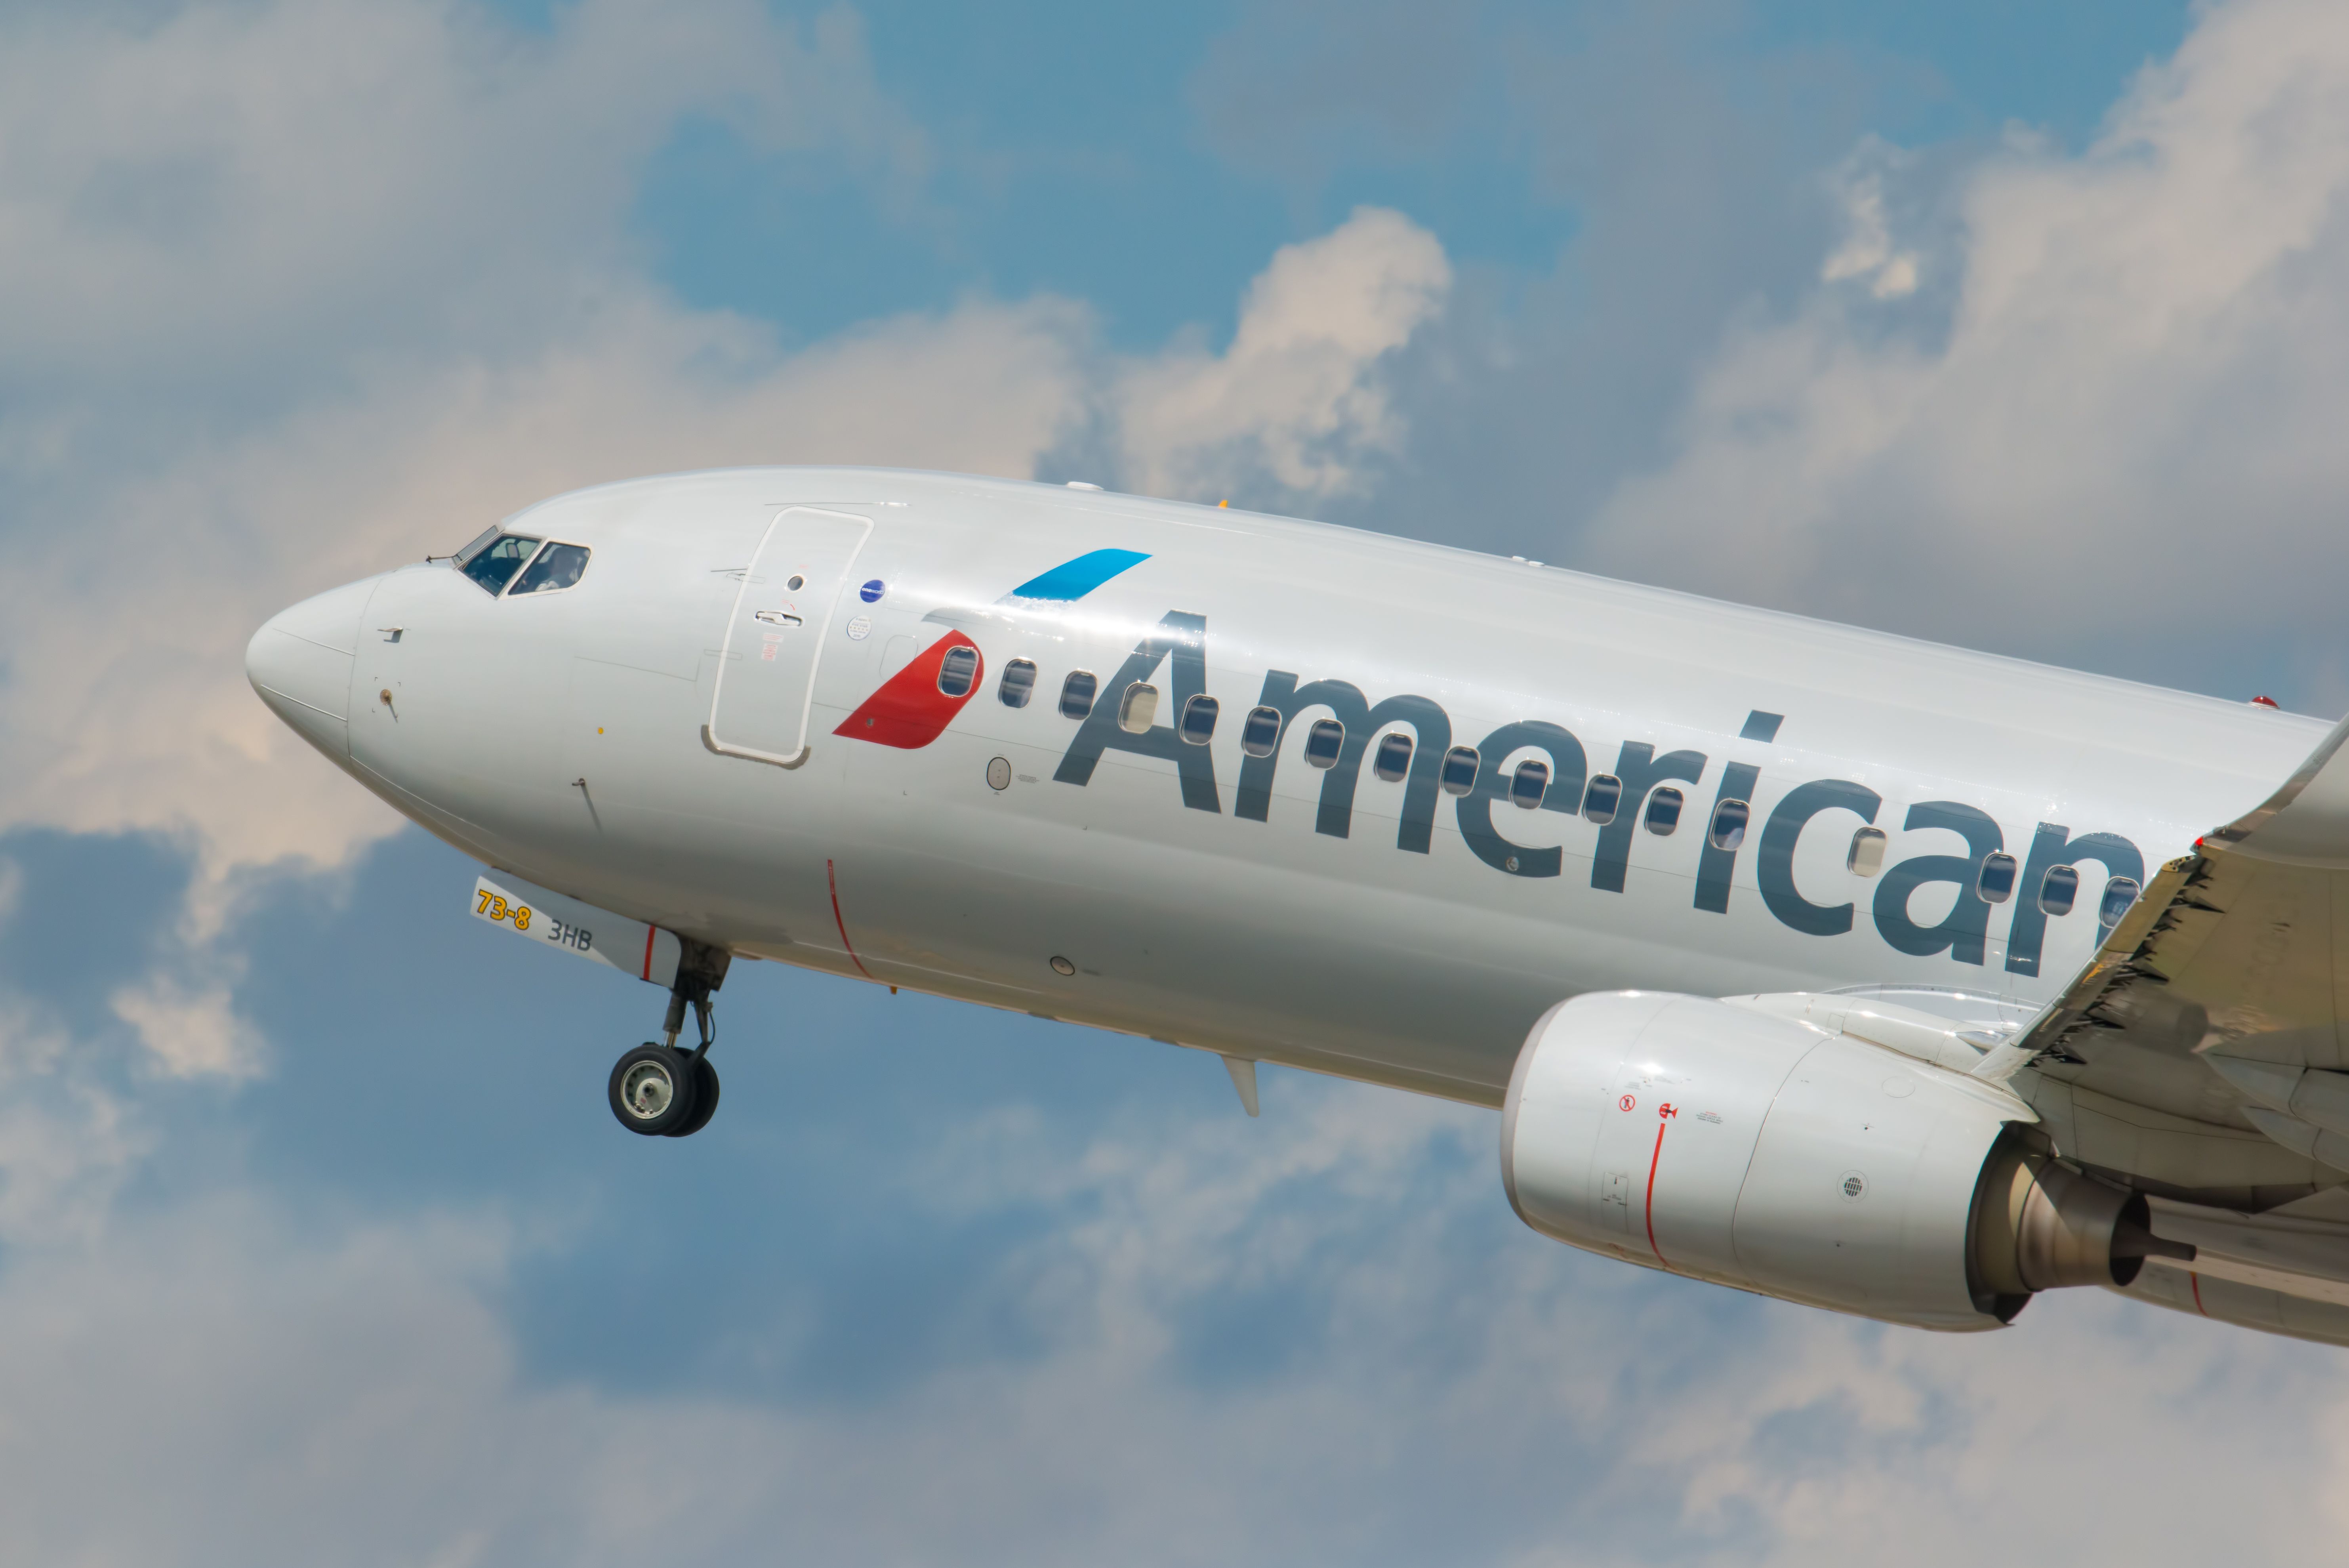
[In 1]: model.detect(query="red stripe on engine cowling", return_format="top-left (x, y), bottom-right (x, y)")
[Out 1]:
top-left (1644, 1120), bottom-right (1670, 1267)
top-left (834, 631), bottom-right (983, 750)
top-left (643, 924), bottom-right (656, 981)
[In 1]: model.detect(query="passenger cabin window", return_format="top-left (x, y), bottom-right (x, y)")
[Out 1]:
top-left (1644, 786), bottom-right (1684, 836)
top-left (1440, 746), bottom-right (1480, 796)
top-left (2037, 864), bottom-right (2079, 916)
top-left (937, 645), bottom-right (981, 698)
top-left (1179, 694), bottom-right (1218, 745)
top-left (461, 534), bottom-right (541, 595)
top-left (1304, 719), bottom-right (1345, 769)
top-left (2099, 876), bottom-right (2141, 929)
top-left (1241, 706), bottom-right (1283, 757)
top-left (999, 659), bottom-right (1037, 708)
top-left (1510, 758), bottom-right (1550, 809)
top-left (1977, 852), bottom-right (2018, 904)
top-left (1847, 826), bottom-right (1887, 877)
top-left (1060, 670), bottom-right (1098, 719)
top-left (508, 542), bottom-right (590, 596)
top-left (1708, 798), bottom-right (1750, 851)
top-left (1374, 732), bottom-right (1413, 782)
top-left (1119, 682), bottom-right (1160, 734)
top-left (1582, 774), bottom-right (1622, 825)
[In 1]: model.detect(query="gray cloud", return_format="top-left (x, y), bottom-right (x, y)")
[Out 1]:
top-left (1189, 0), bottom-right (1491, 190)
top-left (1576, 0), bottom-right (2349, 708)
top-left (1187, 0), bottom-right (1907, 556)
top-left (0, 0), bottom-right (1449, 904)
top-left (0, 1024), bottom-right (2343, 1566)
top-left (3, 3), bottom-right (2343, 1561)
top-left (0, 0), bottom-right (926, 417)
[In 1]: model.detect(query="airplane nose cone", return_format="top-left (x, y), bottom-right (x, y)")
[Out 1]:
top-left (246, 576), bottom-right (378, 759)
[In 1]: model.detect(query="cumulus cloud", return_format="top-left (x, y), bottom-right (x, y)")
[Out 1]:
top-left (1115, 206), bottom-right (1452, 502)
top-left (13, 1), bottom-right (2345, 1561)
top-left (1579, 0), bottom-right (2349, 702)
top-left (1819, 148), bottom-right (1922, 300)
top-left (0, 292), bottom-right (1097, 901)
top-left (0, 996), bottom-right (144, 1245)
top-left (0, 232), bottom-right (1436, 902)
top-left (0, 0), bottom-right (926, 410)
top-left (0, 0), bottom-right (1057, 898)
top-left (109, 977), bottom-right (268, 1079)
top-left (0, 0), bottom-right (1448, 910)
top-left (0, 1068), bottom-right (2344, 1566)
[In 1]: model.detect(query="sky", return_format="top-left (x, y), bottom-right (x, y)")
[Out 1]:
top-left (11, 0), bottom-right (2349, 1562)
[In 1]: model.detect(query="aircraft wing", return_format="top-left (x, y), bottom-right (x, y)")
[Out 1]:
top-left (2010, 713), bottom-right (2349, 1338)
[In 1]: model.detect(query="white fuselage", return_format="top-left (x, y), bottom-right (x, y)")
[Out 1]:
top-left (249, 468), bottom-right (2322, 1105)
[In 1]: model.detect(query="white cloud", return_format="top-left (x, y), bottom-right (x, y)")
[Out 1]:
top-left (1580, 0), bottom-right (2349, 698)
top-left (0, 292), bottom-right (1097, 905)
top-left (1819, 149), bottom-right (1922, 300)
top-left (17, 3), bottom-right (2349, 1560)
top-left (0, 1), bottom-right (1449, 914)
top-left (0, 996), bottom-right (144, 1246)
top-left (0, 239), bottom-right (1438, 903)
top-left (1115, 206), bottom-right (1453, 501)
top-left (0, 0), bottom-right (1011, 900)
top-left (109, 977), bottom-right (267, 1080)
top-left (0, 0), bottom-right (926, 405)
top-left (0, 1072), bottom-right (2345, 1564)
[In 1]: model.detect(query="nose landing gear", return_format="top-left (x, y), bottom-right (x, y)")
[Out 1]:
top-left (607, 1042), bottom-right (718, 1137)
top-left (608, 939), bottom-right (730, 1139)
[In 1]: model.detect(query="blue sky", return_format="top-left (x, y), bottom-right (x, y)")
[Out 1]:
top-left (625, 2), bottom-right (2193, 345)
top-left (13, 1), bottom-right (2349, 1562)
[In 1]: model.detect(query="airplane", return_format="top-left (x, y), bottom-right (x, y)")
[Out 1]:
top-left (244, 466), bottom-right (2349, 1345)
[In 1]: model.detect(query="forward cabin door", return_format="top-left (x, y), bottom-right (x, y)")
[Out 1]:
top-left (705, 506), bottom-right (873, 767)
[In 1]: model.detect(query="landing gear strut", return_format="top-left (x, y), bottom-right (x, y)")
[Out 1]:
top-left (608, 938), bottom-right (731, 1138)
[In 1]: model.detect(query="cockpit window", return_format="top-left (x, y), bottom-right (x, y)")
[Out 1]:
top-left (508, 542), bottom-right (590, 596)
top-left (452, 526), bottom-right (503, 567)
top-left (461, 534), bottom-right (541, 595)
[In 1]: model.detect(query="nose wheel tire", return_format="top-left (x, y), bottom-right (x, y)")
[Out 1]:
top-left (667, 1054), bottom-right (720, 1139)
top-left (608, 1043), bottom-right (704, 1137)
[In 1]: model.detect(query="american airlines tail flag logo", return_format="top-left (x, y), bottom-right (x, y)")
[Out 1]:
top-left (834, 548), bottom-right (1150, 750)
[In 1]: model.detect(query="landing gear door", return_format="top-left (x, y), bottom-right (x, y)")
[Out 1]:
top-left (705, 506), bottom-right (872, 767)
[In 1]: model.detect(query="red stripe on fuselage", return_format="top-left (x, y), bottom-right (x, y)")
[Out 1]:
top-left (835, 631), bottom-right (982, 749)
top-left (828, 858), bottom-right (875, 980)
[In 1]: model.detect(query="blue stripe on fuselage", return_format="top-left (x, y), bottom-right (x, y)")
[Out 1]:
top-left (1002, 548), bottom-right (1151, 603)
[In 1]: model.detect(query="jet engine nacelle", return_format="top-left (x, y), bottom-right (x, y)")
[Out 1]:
top-left (1501, 991), bottom-right (2188, 1330)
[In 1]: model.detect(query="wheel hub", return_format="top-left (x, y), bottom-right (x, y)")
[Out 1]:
top-left (620, 1059), bottom-right (676, 1119)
